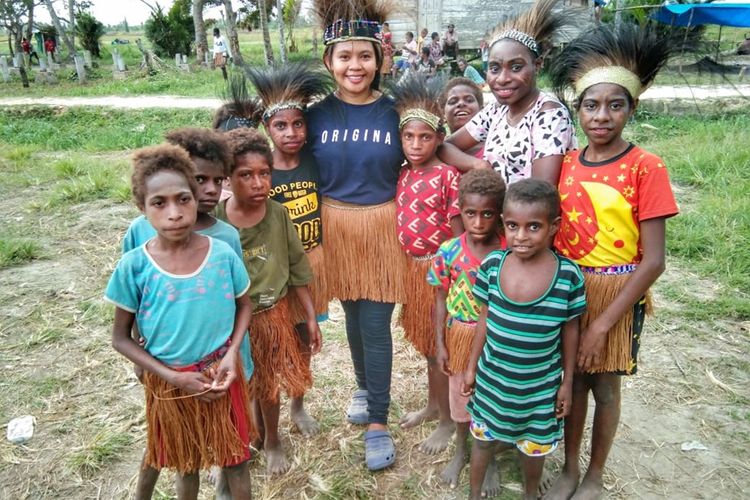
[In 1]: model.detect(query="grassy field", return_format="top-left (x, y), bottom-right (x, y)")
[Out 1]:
top-left (0, 103), bottom-right (748, 499)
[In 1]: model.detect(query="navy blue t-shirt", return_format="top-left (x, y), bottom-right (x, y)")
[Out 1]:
top-left (305, 94), bottom-right (404, 205)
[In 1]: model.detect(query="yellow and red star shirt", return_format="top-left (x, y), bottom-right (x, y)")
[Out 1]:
top-left (554, 145), bottom-right (679, 267)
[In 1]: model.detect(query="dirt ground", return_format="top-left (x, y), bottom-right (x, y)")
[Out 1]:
top-left (0, 152), bottom-right (749, 499)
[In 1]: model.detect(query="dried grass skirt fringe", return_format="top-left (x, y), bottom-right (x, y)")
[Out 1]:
top-left (321, 198), bottom-right (407, 304)
top-left (249, 297), bottom-right (312, 403)
top-left (399, 256), bottom-right (437, 357)
top-left (581, 272), bottom-right (652, 373)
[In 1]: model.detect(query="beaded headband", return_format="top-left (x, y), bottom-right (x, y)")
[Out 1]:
top-left (262, 101), bottom-right (304, 121)
top-left (399, 108), bottom-right (442, 131)
top-left (575, 66), bottom-right (642, 99)
top-left (220, 115), bottom-right (258, 131)
top-left (324, 19), bottom-right (382, 45)
top-left (490, 29), bottom-right (539, 55)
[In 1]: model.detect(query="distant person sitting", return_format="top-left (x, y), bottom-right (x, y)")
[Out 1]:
top-left (415, 46), bottom-right (436, 78)
top-left (738, 34), bottom-right (750, 55)
top-left (213, 27), bottom-right (230, 81)
top-left (392, 31), bottom-right (418, 77)
top-left (443, 23), bottom-right (459, 60)
top-left (21, 37), bottom-right (40, 65)
top-left (457, 58), bottom-right (486, 90)
top-left (429, 32), bottom-right (445, 68)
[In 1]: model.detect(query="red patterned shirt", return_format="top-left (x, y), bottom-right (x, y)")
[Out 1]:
top-left (555, 145), bottom-right (679, 267)
top-left (396, 164), bottom-right (461, 257)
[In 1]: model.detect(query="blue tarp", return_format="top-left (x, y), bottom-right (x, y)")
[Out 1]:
top-left (651, 3), bottom-right (750, 28)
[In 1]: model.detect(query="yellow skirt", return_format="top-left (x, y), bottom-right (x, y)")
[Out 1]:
top-left (249, 297), bottom-right (312, 403)
top-left (580, 272), bottom-right (652, 373)
top-left (321, 198), bottom-right (407, 303)
top-left (288, 244), bottom-right (329, 323)
top-left (399, 256), bottom-right (437, 357)
top-left (445, 318), bottom-right (477, 375)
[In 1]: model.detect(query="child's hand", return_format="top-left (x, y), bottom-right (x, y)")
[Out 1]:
top-left (555, 384), bottom-right (572, 419)
top-left (307, 319), bottom-right (322, 355)
top-left (210, 350), bottom-right (238, 394)
top-left (435, 344), bottom-right (451, 377)
top-left (170, 371), bottom-right (215, 401)
top-left (577, 319), bottom-right (608, 371)
top-left (461, 370), bottom-right (476, 397)
top-left (133, 363), bottom-right (144, 384)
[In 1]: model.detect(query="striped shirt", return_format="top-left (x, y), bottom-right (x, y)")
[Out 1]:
top-left (468, 250), bottom-right (586, 444)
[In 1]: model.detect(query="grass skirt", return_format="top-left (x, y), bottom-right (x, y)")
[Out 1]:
top-left (445, 318), bottom-right (476, 375)
top-left (321, 198), bottom-right (407, 304)
top-left (249, 297), bottom-right (312, 403)
top-left (143, 356), bottom-right (253, 473)
top-left (399, 256), bottom-right (436, 357)
top-left (581, 272), bottom-right (652, 373)
top-left (288, 244), bottom-right (329, 324)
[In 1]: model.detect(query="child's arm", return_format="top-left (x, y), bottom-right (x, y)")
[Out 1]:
top-left (291, 285), bottom-right (322, 355)
top-left (531, 154), bottom-right (565, 187)
top-left (578, 218), bottom-right (667, 371)
top-left (556, 316), bottom-right (580, 418)
top-left (461, 305), bottom-right (488, 396)
top-left (434, 287), bottom-right (450, 376)
top-left (438, 140), bottom-right (490, 172)
top-left (111, 307), bottom-right (217, 401)
top-left (212, 293), bottom-right (253, 392)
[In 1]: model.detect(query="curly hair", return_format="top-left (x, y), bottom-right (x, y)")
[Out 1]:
top-left (130, 144), bottom-right (198, 209)
top-left (458, 169), bottom-right (506, 210)
top-left (439, 77), bottom-right (484, 110)
top-left (504, 178), bottom-right (560, 221)
top-left (224, 127), bottom-right (274, 172)
top-left (164, 127), bottom-right (233, 176)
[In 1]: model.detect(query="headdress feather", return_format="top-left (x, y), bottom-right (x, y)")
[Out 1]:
top-left (387, 73), bottom-right (446, 131)
top-left (245, 61), bottom-right (332, 121)
top-left (487, 0), bottom-right (568, 57)
top-left (213, 73), bottom-right (262, 131)
top-left (548, 22), bottom-right (696, 102)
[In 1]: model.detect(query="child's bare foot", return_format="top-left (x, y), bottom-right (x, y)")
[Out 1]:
top-left (481, 458), bottom-right (501, 498)
top-left (418, 420), bottom-right (455, 454)
top-left (291, 406), bottom-right (320, 437)
top-left (439, 450), bottom-right (467, 488)
top-left (265, 444), bottom-right (291, 476)
top-left (399, 406), bottom-right (438, 429)
top-left (538, 468), bottom-right (554, 496)
top-left (570, 473), bottom-right (602, 500)
top-left (544, 469), bottom-right (580, 500)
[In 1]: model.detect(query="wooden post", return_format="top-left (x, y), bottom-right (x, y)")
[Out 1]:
top-left (0, 56), bottom-right (10, 82)
top-left (74, 55), bottom-right (87, 83)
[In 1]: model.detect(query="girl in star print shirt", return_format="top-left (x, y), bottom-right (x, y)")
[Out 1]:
top-left (545, 23), bottom-right (682, 500)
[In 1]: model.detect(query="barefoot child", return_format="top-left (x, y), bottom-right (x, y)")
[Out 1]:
top-left (429, 169), bottom-right (506, 493)
top-left (246, 61), bottom-right (332, 438)
top-left (106, 144), bottom-right (253, 499)
top-left (216, 128), bottom-right (321, 476)
top-left (546, 24), bottom-right (681, 500)
top-left (463, 179), bottom-right (586, 500)
top-left (120, 128), bottom-right (253, 498)
top-left (391, 73), bottom-right (463, 454)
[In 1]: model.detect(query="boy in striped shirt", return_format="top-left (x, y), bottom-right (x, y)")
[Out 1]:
top-left (462, 179), bottom-right (586, 500)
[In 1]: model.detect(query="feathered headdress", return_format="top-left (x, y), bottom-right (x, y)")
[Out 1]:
top-left (212, 73), bottom-right (262, 131)
top-left (487, 0), bottom-right (567, 57)
top-left (388, 73), bottom-right (446, 132)
top-left (313, 0), bottom-right (393, 45)
top-left (245, 61), bottom-right (332, 122)
top-left (548, 23), bottom-right (684, 102)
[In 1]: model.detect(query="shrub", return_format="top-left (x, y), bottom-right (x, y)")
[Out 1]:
top-left (75, 11), bottom-right (106, 58)
top-left (144, 0), bottom-right (194, 58)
